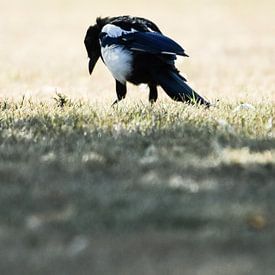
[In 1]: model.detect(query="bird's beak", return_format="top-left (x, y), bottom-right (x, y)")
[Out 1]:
top-left (88, 53), bottom-right (99, 75)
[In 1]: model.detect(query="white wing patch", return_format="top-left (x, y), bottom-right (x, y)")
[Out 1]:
top-left (101, 24), bottom-right (137, 38)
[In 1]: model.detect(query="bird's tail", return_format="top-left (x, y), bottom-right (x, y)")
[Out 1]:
top-left (153, 71), bottom-right (210, 106)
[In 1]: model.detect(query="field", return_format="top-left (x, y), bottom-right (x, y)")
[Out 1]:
top-left (0, 0), bottom-right (275, 274)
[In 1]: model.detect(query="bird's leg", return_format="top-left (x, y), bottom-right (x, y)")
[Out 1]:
top-left (112, 80), bottom-right (127, 106)
top-left (148, 84), bottom-right (158, 104)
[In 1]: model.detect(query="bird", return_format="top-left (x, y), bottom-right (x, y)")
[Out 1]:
top-left (84, 16), bottom-right (209, 106)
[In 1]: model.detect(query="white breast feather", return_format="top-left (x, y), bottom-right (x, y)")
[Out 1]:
top-left (101, 46), bottom-right (132, 84)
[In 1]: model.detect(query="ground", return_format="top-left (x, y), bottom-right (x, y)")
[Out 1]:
top-left (0, 0), bottom-right (275, 274)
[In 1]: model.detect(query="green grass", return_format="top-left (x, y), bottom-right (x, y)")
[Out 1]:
top-left (0, 95), bottom-right (275, 274)
top-left (1, 98), bottom-right (274, 229)
top-left (0, 98), bottom-right (274, 274)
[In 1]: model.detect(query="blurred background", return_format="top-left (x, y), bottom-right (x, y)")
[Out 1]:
top-left (0, 0), bottom-right (274, 103)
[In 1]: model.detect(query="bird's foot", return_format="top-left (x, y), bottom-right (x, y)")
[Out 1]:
top-left (149, 99), bottom-right (156, 106)
top-left (111, 99), bottom-right (118, 107)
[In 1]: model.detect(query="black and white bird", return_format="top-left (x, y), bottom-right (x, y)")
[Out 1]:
top-left (84, 16), bottom-right (209, 106)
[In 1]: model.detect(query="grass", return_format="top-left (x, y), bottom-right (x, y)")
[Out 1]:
top-left (0, 98), bottom-right (274, 274)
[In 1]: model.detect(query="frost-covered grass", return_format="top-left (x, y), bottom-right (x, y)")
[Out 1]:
top-left (0, 98), bottom-right (274, 274)
top-left (0, 98), bottom-right (274, 228)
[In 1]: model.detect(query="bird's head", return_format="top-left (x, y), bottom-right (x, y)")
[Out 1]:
top-left (84, 17), bottom-right (110, 75)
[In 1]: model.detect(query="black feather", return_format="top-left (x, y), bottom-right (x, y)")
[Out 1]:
top-left (121, 32), bottom-right (186, 56)
top-left (152, 71), bottom-right (209, 106)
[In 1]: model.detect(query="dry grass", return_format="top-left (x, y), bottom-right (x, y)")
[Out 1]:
top-left (0, 0), bottom-right (275, 274)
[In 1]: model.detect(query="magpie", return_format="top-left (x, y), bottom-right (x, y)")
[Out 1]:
top-left (84, 16), bottom-right (209, 106)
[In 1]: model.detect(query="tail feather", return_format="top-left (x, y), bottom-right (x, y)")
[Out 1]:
top-left (154, 71), bottom-right (210, 106)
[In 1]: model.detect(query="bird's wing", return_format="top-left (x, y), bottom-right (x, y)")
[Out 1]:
top-left (120, 31), bottom-right (188, 56)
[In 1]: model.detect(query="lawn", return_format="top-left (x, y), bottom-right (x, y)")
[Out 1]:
top-left (0, 0), bottom-right (274, 274)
